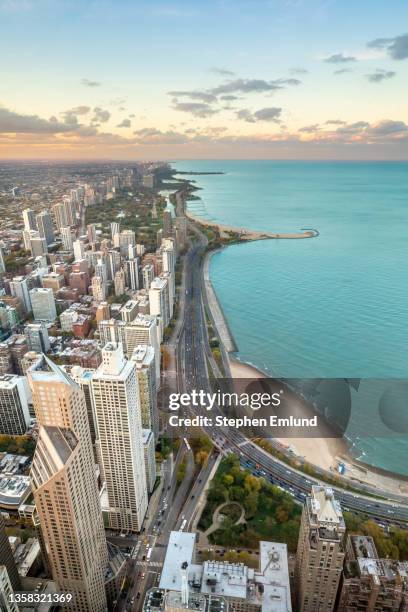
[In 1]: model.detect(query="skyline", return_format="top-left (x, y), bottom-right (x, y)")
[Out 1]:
top-left (1, 0), bottom-right (408, 159)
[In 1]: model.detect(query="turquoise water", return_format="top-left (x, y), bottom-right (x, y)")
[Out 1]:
top-left (175, 160), bottom-right (408, 475)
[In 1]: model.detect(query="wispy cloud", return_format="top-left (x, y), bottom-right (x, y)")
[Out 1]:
top-left (367, 33), bottom-right (408, 60)
top-left (117, 118), bottom-right (131, 128)
top-left (172, 101), bottom-right (218, 118)
top-left (81, 78), bottom-right (101, 88)
top-left (168, 90), bottom-right (217, 103)
top-left (333, 68), bottom-right (353, 75)
top-left (324, 53), bottom-right (356, 64)
top-left (210, 67), bottom-right (235, 77)
top-left (91, 107), bottom-right (111, 123)
top-left (0, 107), bottom-right (78, 133)
top-left (211, 78), bottom-right (300, 95)
top-left (366, 69), bottom-right (396, 82)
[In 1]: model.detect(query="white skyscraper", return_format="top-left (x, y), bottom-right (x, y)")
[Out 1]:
top-left (60, 227), bottom-right (73, 251)
top-left (124, 314), bottom-right (160, 380)
top-left (91, 343), bottom-right (148, 532)
top-left (149, 276), bottom-right (171, 339)
top-left (73, 239), bottom-right (85, 261)
top-left (29, 287), bottom-right (56, 321)
top-left (92, 276), bottom-right (107, 302)
top-left (124, 258), bottom-right (140, 291)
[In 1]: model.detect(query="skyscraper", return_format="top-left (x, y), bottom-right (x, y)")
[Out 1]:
top-left (91, 343), bottom-right (148, 532)
top-left (114, 268), bottom-right (126, 296)
top-left (29, 358), bottom-right (108, 611)
top-left (0, 374), bottom-right (30, 435)
top-left (296, 486), bottom-right (345, 612)
top-left (36, 211), bottom-right (55, 245)
top-left (22, 208), bottom-right (37, 232)
top-left (73, 239), bottom-right (85, 262)
top-left (92, 276), bottom-right (107, 302)
top-left (149, 277), bottom-right (171, 339)
top-left (10, 277), bottom-right (31, 314)
top-left (142, 264), bottom-right (155, 291)
top-left (131, 345), bottom-right (158, 437)
top-left (29, 287), bottom-right (56, 321)
top-left (0, 514), bottom-right (21, 592)
top-left (123, 314), bottom-right (160, 380)
top-left (87, 224), bottom-right (97, 244)
top-left (124, 258), bottom-right (140, 291)
top-left (60, 227), bottom-right (73, 251)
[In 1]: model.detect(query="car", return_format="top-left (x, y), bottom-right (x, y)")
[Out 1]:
top-left (191, 494), bottom-right (195, 499)
top-left (136, 592), bottom-right (141, 600)
top-left (141, 572), bottom-right (145, 579)
top-left (130, 597), bottom-right (135, 604)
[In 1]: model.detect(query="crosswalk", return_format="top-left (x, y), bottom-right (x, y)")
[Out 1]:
top-left (135, 561), bottom-right (162, 569)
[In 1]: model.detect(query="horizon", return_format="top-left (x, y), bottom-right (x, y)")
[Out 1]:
top-left (1, 0), bottom-right (408, 160)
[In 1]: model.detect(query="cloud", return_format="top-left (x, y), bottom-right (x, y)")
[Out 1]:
top-left (325, 119), bottom-right (346, 125)
top-left (237, 107), bottom-right (282, 123)
top-left (299, 124), bottom-right (320, 133)
top-left (211, 78), bottom-right (300, 95)
top-left (91, 107), bottom-right (111, 123)
top-left (367, 33), bottom-right (408, 60)
top-left (336, 121), bottom-right (370, 135)
top-left (324, 53), bottom-right (356, 64)
top-left (333, 68), bottom-right (353, 75)
top-left (168, 90), bottom-right (217, 103)
top-left (133, 127), bottom-right (189, 144)
top-left (290, 67), bottom-right (308, 75)
top-left (172, 101), bottom-right (218, 118)
top-left (117, 118), bottom-right (131, 128)
top-left (81, 78), bottom-right (101, 87)
top-left (366, 69), bottom-right (396, 82)
top-left (367, 120), bottom-right (408, 137)
top-left (210, 67), bottom-right (235, 77)
top-left (61, 106), bottom-right (91, 126)
top-left (220, 95), bottom-right (239, 101)
top-left (0, 107), bottom-right (77, 133)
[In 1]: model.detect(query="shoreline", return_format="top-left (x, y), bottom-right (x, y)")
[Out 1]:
top-left (200, 232), bottom-right (408, 495)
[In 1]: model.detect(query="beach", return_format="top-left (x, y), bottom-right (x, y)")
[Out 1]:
top-left (229, 356), bottom-right (348, 472)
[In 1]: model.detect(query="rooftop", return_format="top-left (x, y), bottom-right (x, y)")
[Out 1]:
top-left (159, 532), bottom-right (196, 591)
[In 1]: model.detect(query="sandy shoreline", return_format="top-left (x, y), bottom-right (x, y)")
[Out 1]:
top-left (229, 357), bottom-right (348, 472)
top-left (228, 358), bottom-right (407, 494)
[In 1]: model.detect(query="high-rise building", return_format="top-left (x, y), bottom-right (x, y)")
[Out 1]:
top-left (87, 224), bottom-right (97, 244)
top-left (22, 208), bottom-right (37, 232)
top-left (123, 314), bottom-right (160, 380)
top-left (42, 271), bottom-right (65, 294)
top-left (142, 429), bottom-right (156, 494)
top-left (120, 300), bottom-right (139, 323)
top-left (338, 534), bottom-right (408, 611)
top-left (0, 374), bottom-right (30, 435)
top-left (98, 319), bottom-right (126, 350)
top-left (0, 248), bottom-right (5, 275)
top-left (69, 271), bottom-right (90, 295)
top-left (96, 302), bottom-right (110, 323)
top-left (52, 202), bottom-right (68, 230)
top-left (114, 230), bottom-right (135, 257)
top-left (25, 322), bottom-right (50, 353)
top-left (29, 287), bottom-right (56, 321)
top-left (149, 276), bottom-right (171, 338)
top-left (124, 258), bottom-right (140, 291)
top-left (94, 259), bottom-right (107, 284)
top-left (60, 227), bottom-right (73, 251)
top-left (107, 250), bottom-right (121, 281)
top-left (28, 358), bottom-right (108, 611)
top-left (0, 344), bottom-right (12, 375)
top-left (91, 276), bottom-right (107, 302)
top-left (7, 335), bottom-right (28, 375)
top-left (73, 239), bottom-right (85, 262)
top-left (142, 174), bottom-right (155, 189)
top-left (142, 264), bottom-right (155, 291)
top-left (10, 276), bottom-right (31, 313)
top-left (114, 269), bottom-right (126, 296)
top-left (36, 211), bottom-right (55, 245)
top-left (111, 222), bottom-right (120, 240)
top-left (25, 232), bottom-right (48, 257)
top-left (91, 343), bottom-right (148, 532)
top-left (295, 486), bottom-right (345, 612)
top-left (0, 514), bottom-right (21, 592)
top-left (0, 564), bottom-right (19, 612)
top-left (131, 345), bottom-right (158, 437)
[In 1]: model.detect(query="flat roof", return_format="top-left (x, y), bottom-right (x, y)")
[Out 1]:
top-left (159, 531), bottom-right (196, 591)
top-left (259, 541), bottom-right (292, 612)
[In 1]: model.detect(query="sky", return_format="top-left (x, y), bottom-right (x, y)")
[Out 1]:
top-left (0, 0), bottom-right (408, 160)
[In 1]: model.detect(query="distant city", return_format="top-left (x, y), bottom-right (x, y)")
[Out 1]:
top-left (0, 161), bottom-right (407, 612)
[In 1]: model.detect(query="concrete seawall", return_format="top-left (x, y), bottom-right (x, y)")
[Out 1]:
top-left (203, 251), bottom-right (237, 353)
